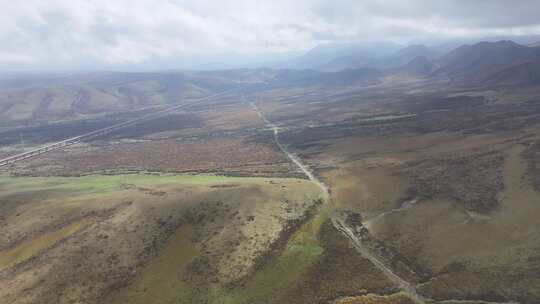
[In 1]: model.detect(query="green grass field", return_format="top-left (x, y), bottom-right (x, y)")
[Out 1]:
top-left (211, 208), bottom-right (328, 304)
top-left (0, 173), bottom-right (304, 196)
top-left (1, 172), bottom-right (328, 304)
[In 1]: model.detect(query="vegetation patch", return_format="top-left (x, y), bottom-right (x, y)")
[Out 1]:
top-left (211, 203), bottom-right (327, 304)
top-left (333, 292), bottom-right (415, 304)
top-left (406, 151), bottom-right (504, 212)
top-left (108, 225), bottom-right (199, 304)
top-left (280, 220), bottom-right (397, 303)
top-left (0, 218), bottom-right (91, 271)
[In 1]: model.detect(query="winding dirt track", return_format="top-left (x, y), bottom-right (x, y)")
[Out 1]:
top-left (249, 101), bottom-right (428, 304)
top-left (250, 100), bottom-right (520, 304)
top-left (2, 92), bottom-right (520, 304)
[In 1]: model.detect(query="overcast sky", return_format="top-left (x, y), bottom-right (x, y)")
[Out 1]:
top-left (2, 0), bottom-right (540, 70)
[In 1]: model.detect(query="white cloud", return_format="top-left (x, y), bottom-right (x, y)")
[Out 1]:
top-left (0, 0), bottom-right (539, 69)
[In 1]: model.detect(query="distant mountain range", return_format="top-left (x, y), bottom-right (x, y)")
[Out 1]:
top-left (3, 38), bottom-right (540, 125)
top-left (268, 68), bottom-right (382, 88)
top-left (280, 41), bottom-right (442, 72)
top-left (391, 56), bottom-right (437, 77)
top-left (279, 41), bottom-right (403, 71)
top-left (433, 40), bottom-right (540, 85)
top-left (281, 39), bottom-right (540, 87)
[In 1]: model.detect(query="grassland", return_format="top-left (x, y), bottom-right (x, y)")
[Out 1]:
top-left (109, 203), bottom-right (328, 304)
top-left (3, 74), bottom-right (540, 303)
top-left (2, 99), bottom-right (296, 178)
top-left (0, 170), bottom-right (408, 304)
top-left (211, 205), bottom-right (328, 304)
top-left (0, 173), bottom-right (324, 304)
top-left (109, 198), bottom-right (402, 304)
top-left (0, 218), bottom-right (91, 271)
top-left (261, 81), bottom-right (540, 303)
top-left (333, 292), bottom-right (415, 304)
top-left (107, 225), bottom-right (199, 304)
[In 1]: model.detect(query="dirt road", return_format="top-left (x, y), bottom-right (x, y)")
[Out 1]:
top-left (249, 101), bottom-right (427, 303)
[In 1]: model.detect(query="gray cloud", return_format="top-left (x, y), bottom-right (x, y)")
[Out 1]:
top-left (1, 0), bottom-right (539, 70)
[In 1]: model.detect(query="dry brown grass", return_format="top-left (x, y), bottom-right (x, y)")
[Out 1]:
top-left (200, 104), bottom-right (264, 131)
top-left (12, 137), bottom-right (296, 177)
top-left (322, 166), bottom-right (409, 219)
top-left (281, 88), bottom-right (540, 302)
top-left (333, 293), bottom-right (415, 304)
top-left (320, 138), bottom-right (540, 302)
top-left (0, 174), bottom-right (322, 304)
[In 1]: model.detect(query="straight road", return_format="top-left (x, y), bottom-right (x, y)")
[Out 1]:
top-left (0, 90), bottom-right (233, 168)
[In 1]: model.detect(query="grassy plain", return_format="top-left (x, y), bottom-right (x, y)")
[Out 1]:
top-left (3, 75), bottom-right (540, 304)
top-left (0, 173), bottom-right (323, 304)
top-left (263, 81), bottom-right (540, 303)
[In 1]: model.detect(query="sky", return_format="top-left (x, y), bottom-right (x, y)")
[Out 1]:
top-left (1, 0), bottom-right (540, 71)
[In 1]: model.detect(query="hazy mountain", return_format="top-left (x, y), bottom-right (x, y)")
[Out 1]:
top-left (282, 42), bottom-right (442, 72)
top-left (482, 35), bottom-right (540, 46)
top-left (387, 45), bottom-right (439, 64)
top-left (365, 44), bottom-right (441, 73)
top-left (317, 54), bottom-right (377, 72)
top-left (0, 69), bottom-right (278, 125)
top-left (281, 42), bottom-right (402, 70)
top-left (392, 56), bottom-right (437, 77)
top-left (433, 40), bottom-right (540, 84)
top-left (7, 40), bottom-right (540, 127)
top-left (429, 35), bottom-right (540, 54)
top-left (482, 60), bottom-right (540, 86)
top-left (269, 68), bottom-right (382, 87)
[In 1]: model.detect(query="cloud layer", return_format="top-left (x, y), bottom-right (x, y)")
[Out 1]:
top-left (1, 0), bottom-right (540, 69)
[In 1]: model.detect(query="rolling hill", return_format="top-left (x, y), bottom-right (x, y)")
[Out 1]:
top-left (0, 70), bottom-right (276, 126)
top-left (5, 40), bottom-right (540, 128)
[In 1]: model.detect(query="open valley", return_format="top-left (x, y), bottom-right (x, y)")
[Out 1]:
top-left (2, 3), bottom-right (540, 303)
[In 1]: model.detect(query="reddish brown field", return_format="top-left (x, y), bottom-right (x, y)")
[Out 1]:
top-left (200, 104), bottom-right (264, 131)
top-left (13, 137), bottom-right (297, 177)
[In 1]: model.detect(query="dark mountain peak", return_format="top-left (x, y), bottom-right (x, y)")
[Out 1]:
top-left (407, 55), bottom-right (432, 66)
top-left (395, 55), bottom-right (436, 76)
top-left (395, 44), bottom-right (430, 56)
top-left (483, 61), bottom-right (540, 86)
top-left (374, 44), bottom-right (439, 71)
top-left (393, 44), bottom-right (437, 59)
top-left (477, 40), bottom-right (522, 48)
top-left (439, 40), bottom-right (538, 69)
top-left (281, 41), bottom-right (403, 70)
top-left (448, 40), bottom-right (525, 57)
top-left (434, 40), bottom-right (540, 84)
